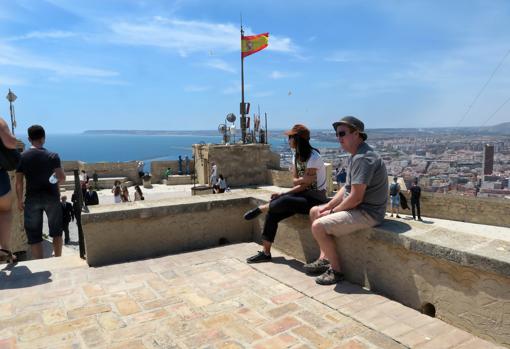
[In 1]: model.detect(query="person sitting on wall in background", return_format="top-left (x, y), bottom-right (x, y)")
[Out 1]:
top-left (134, 185), bottom-right (144, 201)
top-left (112, 180), bottom-right (122, 204)
top-left (61, 195), bottom-right (74, 245)
top-left (216, 174), bottom-right (227, 193)
top-left (84, 185), bottom-right (99, 206)
top-left (120, 185), bottom-right (130, 202)
top-left (0, 115), bottom-right (19, 264)
top-left (389, 176), bottom-right (401, 218)
top-left (243, 124), bottom-right (328, 263)
top-left (408, 178), bottom-right (422, 221)
top-left (307, 116), bottom-right (388, 285)
top-left (164, 167), bottom-right (172, 178)
top-left (137, 161), bottom-right (144, 178)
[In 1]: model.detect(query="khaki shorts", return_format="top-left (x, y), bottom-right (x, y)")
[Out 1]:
top-left (317, 209), bottom-right (378, 237)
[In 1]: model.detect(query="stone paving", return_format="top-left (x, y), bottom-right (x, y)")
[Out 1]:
top-left (0, 243), bottom-right (503, 349)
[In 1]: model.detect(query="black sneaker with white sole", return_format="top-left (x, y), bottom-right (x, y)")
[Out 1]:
top-left (246, 251), bottom-right (271, 264)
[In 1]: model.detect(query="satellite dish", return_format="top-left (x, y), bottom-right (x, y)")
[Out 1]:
top-left (226, 113), bottom-right (236, 123)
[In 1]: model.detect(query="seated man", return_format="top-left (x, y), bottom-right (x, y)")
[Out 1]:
top-left (307, 116), bottom-right (388, 285)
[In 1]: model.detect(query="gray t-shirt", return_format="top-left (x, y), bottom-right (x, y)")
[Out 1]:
top-left (344, 142), bottom-right (388, 222)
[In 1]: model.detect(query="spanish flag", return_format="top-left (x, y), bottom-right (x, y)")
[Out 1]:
top-left (241, 33), bottom-right (269, 58)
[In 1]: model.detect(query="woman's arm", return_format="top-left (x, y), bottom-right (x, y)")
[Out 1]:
top-left (0, 117), bottom-right (17, 149)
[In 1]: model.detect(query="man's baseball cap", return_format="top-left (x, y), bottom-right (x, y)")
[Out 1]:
top-left (284, 124), bottom-right (310, 140)
top-left (332, 116), bottom-right (367, 141)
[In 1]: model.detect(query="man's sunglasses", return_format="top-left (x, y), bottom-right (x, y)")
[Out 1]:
top-left (336, 130), bottom-right (349, 138)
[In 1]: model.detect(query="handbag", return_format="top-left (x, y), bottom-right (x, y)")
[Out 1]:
top-left (0, 139), bottom-right (20, 171)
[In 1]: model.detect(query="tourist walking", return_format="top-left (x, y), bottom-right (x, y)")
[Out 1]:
top-left (137, 161), bottom-right (144, 178)
top-left (61, 195), bottom-right (74, 244)
top-left (112, 180), bottom-right (122, 203)
top-left (0, 116), bottom-right (19, 264)
top-left (121, 185), bottom-right (130, 202)
top-left (244, 124), bottom-right (328, 263)
top-left (15, 125), bottom-right (66, 259)
top-left (409, 178), bottom-right (422, 221)
top-left (389, 176), bottom-right (401, 218)
top-left (307, 116), bottom-right (388, 285)
top-left (134, 185), bottom-right (144, 201)
top-left (210, 161), bottom-right (217, 187)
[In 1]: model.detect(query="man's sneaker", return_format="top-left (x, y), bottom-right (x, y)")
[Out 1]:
top-left (396, 215), bottom-right (401, 218)
top-left (315, 267), bottom-right (344, 285)
top-left (246, 251), bottom-right (271, 264)
top-left (244, 207), bottom-right (262, 220)
top-left (303, 258), bottom-right (330, 274)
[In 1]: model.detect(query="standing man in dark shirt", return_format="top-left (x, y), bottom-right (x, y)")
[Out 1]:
top-left (61, 195), bottom-right (74, 244)
top-left (15, 125), bottom-right (66, 259)
top-left (409, 179), bottom-right (422, 221)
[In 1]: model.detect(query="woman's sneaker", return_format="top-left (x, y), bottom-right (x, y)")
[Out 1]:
top-left (315, 267), bottom-right (344, 285)
top-left (244, 207), bottom-right (262, 220)
top-left (246, 251), bottom-right (271, 263)
top-left (303, 258), bottom-right (330, 274)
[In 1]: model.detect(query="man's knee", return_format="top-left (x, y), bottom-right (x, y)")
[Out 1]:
top-left (309, 206), bottom-right (320, 221)
top-left (311, 220), bottom-right (326, 235)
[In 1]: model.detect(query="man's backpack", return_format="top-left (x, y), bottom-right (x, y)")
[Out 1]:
top-left (390, 183), bottom-right (399, 196)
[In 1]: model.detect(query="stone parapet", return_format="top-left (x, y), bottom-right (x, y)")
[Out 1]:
top-left (193, 143), bottom-right (280, 187)
top-left (62, 160), bottom-right (140, 184)
top-left (151, 160), bottom-right (194, 183)
top-left (81, 193), bottom-right (253, 267)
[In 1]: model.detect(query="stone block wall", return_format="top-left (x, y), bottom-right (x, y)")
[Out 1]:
top-left (151, 160), bottom-right (194, 183)
top-left (193, 143), bottom-right (280, 187)
top-left (62, 161), bottom-right (140, 184)
top-left (81, 195), bottom-right (253, 266)
top-left (419, 192), bottom-right (510, 228)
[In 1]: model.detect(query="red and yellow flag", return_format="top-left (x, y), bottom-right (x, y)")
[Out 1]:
top-left (241, 33), bottom-right (269, 58)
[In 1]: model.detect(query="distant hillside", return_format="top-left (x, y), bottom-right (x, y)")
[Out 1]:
top-left (482, 122), bottom-right (510, 134)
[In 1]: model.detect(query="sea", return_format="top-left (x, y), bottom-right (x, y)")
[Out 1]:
top-left (42, 133), bottom-right (339, 171)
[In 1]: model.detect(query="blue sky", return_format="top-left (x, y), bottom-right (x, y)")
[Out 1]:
top-left (1, 0), bottom-right (510, 133)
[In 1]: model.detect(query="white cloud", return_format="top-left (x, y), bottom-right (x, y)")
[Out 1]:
top-left (0, 74), bottom-right (26, 86)
top-left (108, 17), bottom-right (297, 57)
top-left (0, 42), bottom-right (119, 79)
top-left (205, 59), bottom-right (236, 73)
top-left (269, 70), bottom-right (300, 80)
top-left (8, 30), bottom-right (78, 41)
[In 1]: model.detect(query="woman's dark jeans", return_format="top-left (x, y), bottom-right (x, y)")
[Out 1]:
top-left (261, 191), bottom-right (327, 243)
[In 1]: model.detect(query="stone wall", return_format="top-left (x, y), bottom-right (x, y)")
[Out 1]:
top-left (62, 161), bottom-right (140, 184)
top-left (151, 160), bottom-right (194, 184)
top-left (419, 192), bottom-right (510, 228)
top-left (193, 143), bottom-right (280, 187)
top-left (81, 195), bottom-right (253, 266)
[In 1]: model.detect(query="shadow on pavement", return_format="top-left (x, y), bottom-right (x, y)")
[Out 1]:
top-left (0, 265), bottom-right (52, 290)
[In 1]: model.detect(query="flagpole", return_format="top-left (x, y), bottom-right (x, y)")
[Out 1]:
top-left (240, 23), bottom-right (247, 143)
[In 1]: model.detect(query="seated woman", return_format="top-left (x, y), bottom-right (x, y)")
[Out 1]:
top-left (216, 174), bottom-right (227, 193)
top-left (244, 124), bottom-right (328, 263)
